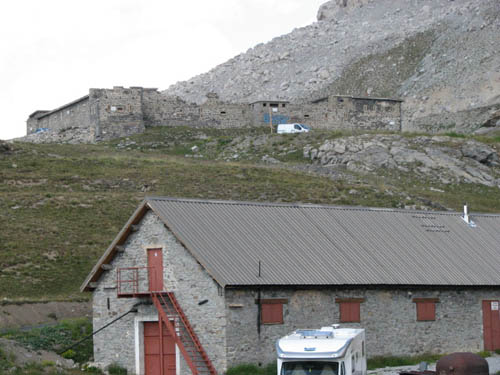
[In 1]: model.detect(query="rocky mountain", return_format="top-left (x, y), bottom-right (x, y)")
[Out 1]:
top-left (164, 0), bottom-right (500, 132)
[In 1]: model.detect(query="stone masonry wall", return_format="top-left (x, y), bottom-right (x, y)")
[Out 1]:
top-left (92, 210), bottom-right (226, 374)
top-left (142, 90), bottom-right (202, 127)
top-left (225, 286), bottom-right (500, 367)
top-left (27, 87), bottom-right (403, 142)
top-left (199, 94), bottom-right (254, 128)
top-left (26, 96), bottom-right (91, 135)
top-left (90, 87), bottom-right (146, 141)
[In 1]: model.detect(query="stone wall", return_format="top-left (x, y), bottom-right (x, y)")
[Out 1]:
top-left (92, 210), bottom-right (226, 374)
top-left (142, 90), bottom-right (202, 127)
top-left (225, 286), bottom-right (500, 367)
top-left (90, 87), bottom-right (146, 141)
top-left (27, 87), bottom-right (403, 143)
top-left (26, 96), bottom-right (91, 136)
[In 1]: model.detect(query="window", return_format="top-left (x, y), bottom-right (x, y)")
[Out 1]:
top-left (259, 298), bottom-right (287, 324)
top-left (413, 298), bottom-right (439, 321)
top-left (336, 298), bottom-right (364, 323)
top-left (270, 103), bottom-right (279, 108)
top-left (282, 103), bottom-right (286, 108)
top-left (220, 111), bottom-right (226, 115)
top-left (263, 103), bottom-right (267, 107)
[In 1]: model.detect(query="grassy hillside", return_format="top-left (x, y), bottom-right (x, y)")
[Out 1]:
top-left (1, 127), bottom-right (500, 300)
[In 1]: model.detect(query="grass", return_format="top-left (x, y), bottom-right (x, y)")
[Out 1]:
top-left (227, 363), bottom-right (277, 375)
top-left (367, 354), bottom-right (443, 370)
top-left (1, 127), bottom-right (499, 300)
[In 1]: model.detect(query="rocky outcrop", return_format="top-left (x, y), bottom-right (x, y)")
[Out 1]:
top-left (0, 140), bottom-right (12, 154)
top-left (317, 0), bottom-right (372, 22)
top-left (304, 135), bottom-right (500, 187)
top-left (164, 0), bottom-right (500, 133)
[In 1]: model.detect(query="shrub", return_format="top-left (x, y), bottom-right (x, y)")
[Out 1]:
top-left (476, 350), bottom-right (491, 358)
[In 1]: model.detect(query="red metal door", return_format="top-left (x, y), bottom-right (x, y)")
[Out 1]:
top-left (482, 300), bottom-right (500, 350)
top-left (144, 321), bottom-right (176, 375)
top-left (147, 248), bottom-right (163, 291)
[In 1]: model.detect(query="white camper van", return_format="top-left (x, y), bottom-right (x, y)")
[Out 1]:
top-left (277, 123), bottom-right (310, 134)
top-left (276, 326), bottom-right (366, 375)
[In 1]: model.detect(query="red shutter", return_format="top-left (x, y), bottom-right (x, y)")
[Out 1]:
top-left (413, 298), bottom-right (438, 321)
top-left (261, 303), bottom-right (283, 324)
top-left (338, 301), bottom-right (361, 323)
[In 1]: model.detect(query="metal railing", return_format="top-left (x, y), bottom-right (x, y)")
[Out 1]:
top-left (117, 266), bottom-right (161, 295)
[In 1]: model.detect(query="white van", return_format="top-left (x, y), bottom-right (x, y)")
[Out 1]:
top-left (276, 326), bottom-right (366, 375)
top-left (277, 123), bottom-right (311, 134)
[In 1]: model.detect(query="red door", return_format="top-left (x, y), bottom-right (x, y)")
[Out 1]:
top-left (147, 248), bottom-right (163, 291)
top-left (483, 300), bottom-right (500, 350)
top-left (144, 321), bottom-right (176, 375)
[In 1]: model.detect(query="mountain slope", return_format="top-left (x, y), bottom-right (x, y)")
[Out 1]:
top-left (164, 0), bottom-right (500, 131)
top-left (2, 127), bottom-right (500, 299)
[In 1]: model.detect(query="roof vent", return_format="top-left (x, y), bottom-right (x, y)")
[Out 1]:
top-left (462, 204), bottom-right (476, 227)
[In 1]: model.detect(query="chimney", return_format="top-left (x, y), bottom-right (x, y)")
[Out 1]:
top-left (463, 204), bottom-right (469, 223)
top-left (462, 203), bottom-right (476, 227)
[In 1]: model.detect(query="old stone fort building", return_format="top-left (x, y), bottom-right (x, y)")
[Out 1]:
top-left (27, 86), bottom-right (402, 141)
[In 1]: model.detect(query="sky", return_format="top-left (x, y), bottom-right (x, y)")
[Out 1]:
top-left (0, 0), bottom-right (326, 140)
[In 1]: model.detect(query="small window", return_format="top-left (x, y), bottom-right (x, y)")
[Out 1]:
top-left (282, 103), bottom-right (286, 108)
top-left (337, 98), bottom-right (344, 103)
top-left (413, 298), bottom-right (438, 321)
top-left (270, 103), bottom-right (279, 108)
top-left (258, 298), bottom-right (287, 325)
top-left (220, 111), bottom-right (226, 115)
top-left (263, 103), bottom-right (267, 107)
top-left (294, 124), bottom-right (301, 130)
top-left (336, 298), bottom-right (364, 323)
top-left (352, 355), bottom-right (355, 373)
top-left (304, 114), bottom-right (310, 118)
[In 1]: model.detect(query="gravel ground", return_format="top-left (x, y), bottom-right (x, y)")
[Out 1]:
top-left (368, 354), bottom-right (500, 375)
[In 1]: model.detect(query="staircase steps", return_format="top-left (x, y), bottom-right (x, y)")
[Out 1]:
top-left (152, 292), bottom-right (217, 375)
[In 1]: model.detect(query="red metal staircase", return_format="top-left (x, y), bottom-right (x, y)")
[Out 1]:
top-left (152, 292), bottom-right (217, 375)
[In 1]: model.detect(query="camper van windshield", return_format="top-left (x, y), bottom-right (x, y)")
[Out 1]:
top-left (281, 361), bottom-right (339, 375)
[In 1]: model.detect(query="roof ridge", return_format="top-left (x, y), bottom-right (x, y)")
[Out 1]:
top-left (145, 196), bottom-right (500, 217)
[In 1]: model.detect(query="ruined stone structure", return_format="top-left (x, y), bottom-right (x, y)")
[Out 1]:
top-left (82, 197), bottom-right (500, 375)
top-left (27, 86), bottom-right (402, 142)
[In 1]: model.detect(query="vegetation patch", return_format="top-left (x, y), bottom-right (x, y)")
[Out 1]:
top-left (227, 363), bottom-right (277, 375)
top-left (367, 353), bottom-right (443, 370)
top-left (0, 318), bottom-right (93, 364)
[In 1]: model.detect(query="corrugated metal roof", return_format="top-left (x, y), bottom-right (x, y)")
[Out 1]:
top-left (146, 197), bottom-right (500, 287)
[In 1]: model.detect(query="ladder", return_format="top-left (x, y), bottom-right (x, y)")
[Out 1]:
top-left (152, 292), bottom-right (217, 375)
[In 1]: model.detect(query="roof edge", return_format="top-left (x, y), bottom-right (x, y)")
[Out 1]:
top-left (144, 196), bottom-right (500, 217)
top-left (80, 199), bottom-right (149, 292)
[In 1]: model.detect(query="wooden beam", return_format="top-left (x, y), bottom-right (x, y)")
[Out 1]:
top-left (101, 264), bottom-right (113, 271)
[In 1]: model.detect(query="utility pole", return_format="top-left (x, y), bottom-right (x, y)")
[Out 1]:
top-left (269, 105), bottom-right (273, 133)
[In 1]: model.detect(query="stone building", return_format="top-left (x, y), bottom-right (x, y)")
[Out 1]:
top-left (27, 87), bottom-right (403, 142)
top-left (81, 197), bottom-right (500, 375)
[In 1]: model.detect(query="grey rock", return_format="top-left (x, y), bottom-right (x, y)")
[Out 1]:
top-left (461, 140), bottom-right (500, 166)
